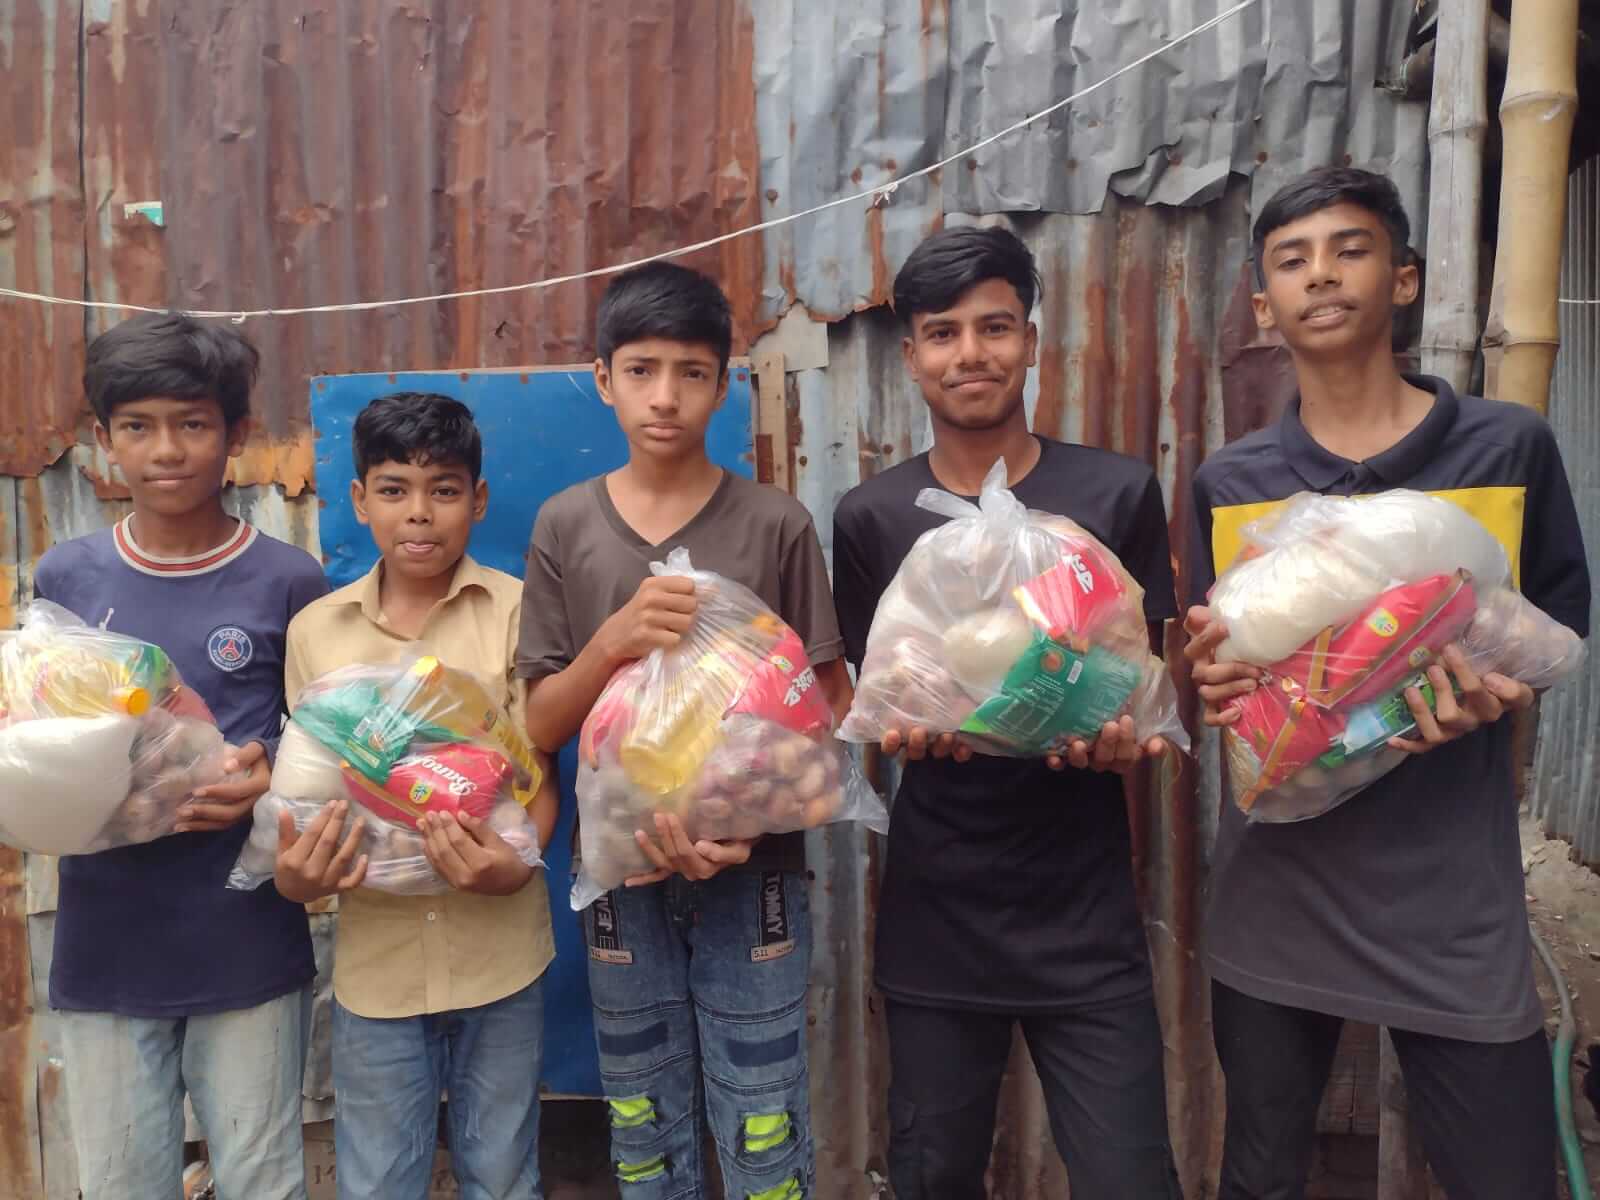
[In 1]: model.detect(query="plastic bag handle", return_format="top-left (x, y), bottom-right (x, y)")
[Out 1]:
top-left (650, 546), bottom-right (696, 578)
top-left (914, 458), bottom-right (1026, 525)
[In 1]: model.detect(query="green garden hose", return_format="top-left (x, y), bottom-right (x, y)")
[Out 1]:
top-left (1532, 922), bottom-right (1594, 1200)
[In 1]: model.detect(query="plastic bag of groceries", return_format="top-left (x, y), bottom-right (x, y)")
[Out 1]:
top-left (0, 600), bottom-right (230, 855)
top-left (839, 460), bottom-right (1190, 759)
top-left (1208, 489), bottom-right (1587, 822)
top-left (572, 548), bottom-right (887, 909)
top-left (228, 655), bottom-right (545, 895)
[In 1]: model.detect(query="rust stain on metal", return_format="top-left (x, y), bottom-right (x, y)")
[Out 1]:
top-left (74, 434), bottom-right (318, 500)
top-left (1077, 281), bottom-right (1114, 449)
top-left (1113, 225), bottom-right (1160, 462)
top-left (1030, 261), bottom-right (1070, 435)
top-left (0, 846), bottom-right (41, 1195)
top-left (857, 428), bottom-right (885, 481)
top-left (865, 205), bottom-right (891, 310)
top-left (1219, 265), bottom-right (1298, 441)
top-left (0, 0), bottom-right (86, 478)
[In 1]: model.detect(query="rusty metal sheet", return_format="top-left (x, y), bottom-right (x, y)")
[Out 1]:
top-left (10, 0), bottom-right (767, 491)
top-left (0, 0), bottom-right (85, 478)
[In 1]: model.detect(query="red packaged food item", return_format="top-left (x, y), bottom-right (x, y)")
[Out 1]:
top-left (1279, 573), bottom-right (1478, 708)
top-left (1227, 677), bottom-right (1346, 809)
top-left (1013, 540), bottom-right (1131, 644)
top-left (726, 628), bottom-right (832, 739)
top-left (342, 743), bottom-right (511, 829)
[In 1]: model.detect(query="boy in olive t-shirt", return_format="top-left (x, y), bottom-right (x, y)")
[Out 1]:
top-left (516, 264), bottom-right (847, 1200)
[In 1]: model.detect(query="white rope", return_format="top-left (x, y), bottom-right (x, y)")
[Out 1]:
top-left (0, 0), bottom-right (1262, 324)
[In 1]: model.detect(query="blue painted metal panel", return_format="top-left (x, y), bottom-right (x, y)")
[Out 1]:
top-left (309, 366), bottom-right (755, 1094)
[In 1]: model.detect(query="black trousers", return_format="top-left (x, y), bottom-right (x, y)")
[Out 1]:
top-left (1213, 980), bottom-right (1557, 1200)
top-left (885, 995), bottom-right (1183, 1199)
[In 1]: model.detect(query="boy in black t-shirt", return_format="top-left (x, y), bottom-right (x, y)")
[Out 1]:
top-left (1184, 167), bottom-right (1591, 1199)
top-left (833, 226), bottom-right (1183, 1199)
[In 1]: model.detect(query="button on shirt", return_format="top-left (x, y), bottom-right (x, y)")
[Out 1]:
top-left (284, 556), bottom-right (555, 1019)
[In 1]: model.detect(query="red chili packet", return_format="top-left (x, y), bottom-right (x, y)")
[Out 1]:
top-left (1013, 542), bottom-right (1129, 643)
top-left (726, 627), bottom-right (832, 739)
top-left (1285, 573), bottom-right (1477, 708)
top-left (581, 687), bottom-right (634, 767)
top-left (1229, 678), bottom-right (1346, 808)
top-left (343, 743), bottom-right (511, 829)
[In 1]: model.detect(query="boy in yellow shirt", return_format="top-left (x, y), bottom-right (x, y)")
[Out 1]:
top-left (276, 392), bottom-right (558, 1199)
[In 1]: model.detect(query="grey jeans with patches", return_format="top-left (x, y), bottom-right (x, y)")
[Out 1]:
top-left (584, 869), bottom-right (813, 1200)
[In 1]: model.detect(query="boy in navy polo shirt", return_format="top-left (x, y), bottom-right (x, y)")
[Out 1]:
top-left (832, 226), bottom-right (1183, 1199)
top-left (1184, 167), bottom-right (1591, 1198)
top-left (34, 313), bottom-right (328, 1200)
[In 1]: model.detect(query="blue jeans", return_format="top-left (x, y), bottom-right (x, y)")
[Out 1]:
top-left (58, 986), bottom-right (312, 1200)
top-left (585, 869), bottom-right (813, 1200)
top-left (331, 979), bottom-right (545, 1200)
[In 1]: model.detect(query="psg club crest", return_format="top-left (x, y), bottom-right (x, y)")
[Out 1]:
top-left (207, 625), bottom-right (254, 672)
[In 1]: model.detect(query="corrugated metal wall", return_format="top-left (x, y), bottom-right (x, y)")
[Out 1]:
top-left (0, 2), bottom-right (1435, 1196)
top-left (755, 0), bottom-right (1427, 321)
top-left (1531, 160), bottom-right (1600, 868)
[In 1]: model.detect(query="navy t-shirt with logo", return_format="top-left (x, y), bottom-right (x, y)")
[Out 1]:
top-left (33, 517), bottom-right (329, 1017)
top-left (833, 437), bottom-right (1179, 1012)
top-left (1187, 376), bottom-right (1592, 1042)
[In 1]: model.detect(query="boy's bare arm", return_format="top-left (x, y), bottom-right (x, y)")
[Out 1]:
top-left (524, 643), bottom-right (629, 754)
top-left (815, 656), bottom-right (854, 726)
top-left (529, 749), bottom-right (559, 849)
top-left (523, 575), bottom-right (698, 753)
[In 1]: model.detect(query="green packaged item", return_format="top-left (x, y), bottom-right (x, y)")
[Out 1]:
top-left (124, 642), bottom-right (177, 694)
top-left (292, 682), bottom-right (462, 783)
top-left (1318, 671), bottom-right (1460, 768)
top-left (960, 634), bottom-right (1141, 753)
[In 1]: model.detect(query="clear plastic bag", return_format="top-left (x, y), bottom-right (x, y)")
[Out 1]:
top-left (839, 459), bottom-right (1190, 758)
top-left (1209, 490), bottom-right (1587, 822)
top-left (572, 549), bottom-right (887, 910)
top-left (0, 600), bottom-right (229, 855)
top-left (228, 656), bottom-right (545, 896)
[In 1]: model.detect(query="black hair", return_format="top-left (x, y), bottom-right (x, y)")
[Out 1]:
top-left (84, 312), bottom-right (260, 428)
top-left (595, 262), bottom-right (733, 375)
top-left (892, 225), bottom-right (1043, 326)
top-left (1253, 166), bottom-right (1413, 286)
top-left (352, 392), bottom-right (483, 483)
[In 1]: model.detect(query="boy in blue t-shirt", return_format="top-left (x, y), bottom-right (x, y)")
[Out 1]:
top-left (33, 313), bottom-right (328, 1200)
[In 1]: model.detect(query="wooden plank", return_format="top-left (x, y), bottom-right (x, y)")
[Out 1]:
top-left (753, 350), bottom-right (791, 495)
top-left (1375, 1030), bottom-right (1432, 1200)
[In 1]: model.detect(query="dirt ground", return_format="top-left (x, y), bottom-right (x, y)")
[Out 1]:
top-left (1523, 811), bottom-right (1600, 1200)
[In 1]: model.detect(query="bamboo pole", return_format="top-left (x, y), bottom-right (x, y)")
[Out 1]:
top-left (1420, 1), bottom-right (1490, 393)
top-left (1484, 0), bottom-right (1579, 412)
